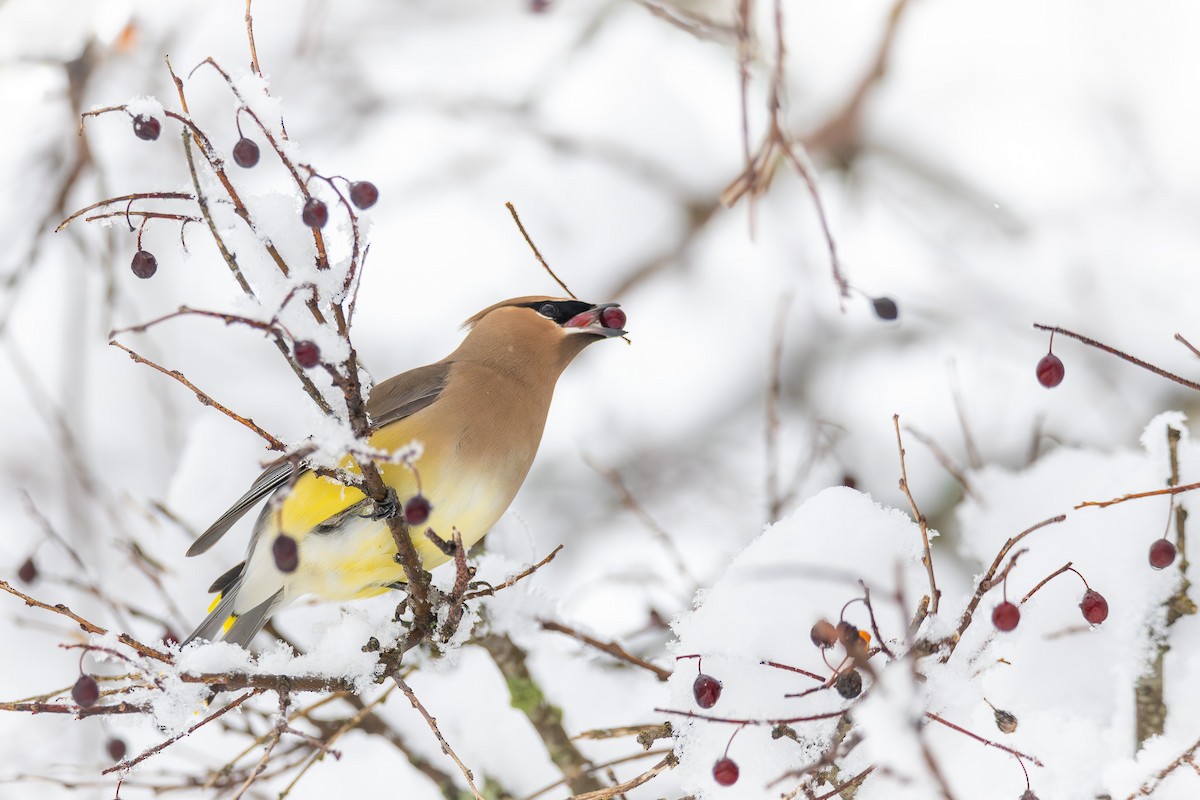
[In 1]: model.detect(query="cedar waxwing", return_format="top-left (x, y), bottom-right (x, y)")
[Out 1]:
top-left (183, 297), bottom-right (626, 646)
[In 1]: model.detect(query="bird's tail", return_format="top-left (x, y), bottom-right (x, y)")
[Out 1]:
top-left (182, 574), bottom-right (283, 648)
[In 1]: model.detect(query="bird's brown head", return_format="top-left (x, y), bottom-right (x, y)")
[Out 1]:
top-left (457, 296), bottom-right (626, 376)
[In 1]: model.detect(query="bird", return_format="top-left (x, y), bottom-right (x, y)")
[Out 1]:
top-left (183, 296), bottom-right (627, 646)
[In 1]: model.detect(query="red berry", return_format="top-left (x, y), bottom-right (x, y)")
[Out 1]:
top-left (1080, 589), bottom-right (1108, 624)
top-left (1149, 538), bottom-right (1177, 570)
top-left (293, 340), bottom-right (321, 368)
top-left (349, 181), bottom-right (379, 209)
top-left (132, 115), bottom-right (161, 141)
top-left (106, 738), bottom-right (127, 761)
top-left (404, 495), bottom-right (432, 526)
top-left (1036, 353), bottom-right (1064, 388)
top-left (302, 197), bottom-right (329, 228)
top-left (17, 557), bottom-right (37, 584)
top-left (272, 534), bottom-right (299, 573)
top-left (131, 250), bottom-right (157, 279)
top-left (693, 673), bottom-right (722, 708)
top-left (992, 601), bottom-right (1020, 632)
top-left (835, 669), bottom-right (863, 699)
top-left (162, 629), bottom-right (180, 647)
top-left (1021, 791), bottom-right (1039, 800)
top-left (872, 296), bottom-right (899, 321)
top-left (232, 137), bottom-right (260, 168)
top-left (600, 306), bottom-right (626, 330)
top-left (72, 674), bottom-right (100, 708)
top-left (713, 756), bottom-right (739, 786)
top-left (810, 619), bottom-right (837, 649)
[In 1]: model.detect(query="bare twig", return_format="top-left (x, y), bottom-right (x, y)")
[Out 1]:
top-left (923, 712), bottom-right (1043, 766)
top-left (766, 294), bottom-right (792, 522)
top-left (0, 580), bottom-right (170, 664)
top-left (894, 415), bottom-right (940, 615)
top-left (109, 340), bottom-right (286, 451)
top-left (564, 753), bottom-right (677, 800)
top-left (539, 619), bottom-right (672, 681)
top-left (55, 191), bottom-right (194, 232)
top-left (1125, 734), bottom-right (1200, 799)
top-left (1077, 481), bottom-right (1200, 510)
top-left (462, 545), bottom-right (563, 600)
top-left (505, 201), bottom-right (576, 299)
top-left (944, 514), bottom-right (1066, 656)
top-left (393, 675), bottom-right (485, 800)
top-left (905, 424), bottom-right (980, 503)
top-left (244, 0), bottom-right (262, 76)
top-left (1019, 562), bottom-right (1073, 605)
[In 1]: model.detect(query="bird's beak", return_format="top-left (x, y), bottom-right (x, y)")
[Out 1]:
top-left (563, 303), bottom-right (626, 337)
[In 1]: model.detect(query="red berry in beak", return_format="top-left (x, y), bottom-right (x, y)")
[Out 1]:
top-left (600, 306), bottom-right (626, 330)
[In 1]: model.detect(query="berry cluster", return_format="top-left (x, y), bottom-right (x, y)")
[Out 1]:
top-left (992, 564), bottom-right (1109, 633)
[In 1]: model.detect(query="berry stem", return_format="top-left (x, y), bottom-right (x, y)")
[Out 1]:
top-left (722, 723), bottom-right (747, 758)
top-left (1020, 562), bottom-right (1075, 604)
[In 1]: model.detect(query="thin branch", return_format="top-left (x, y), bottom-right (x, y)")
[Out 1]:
top-left (923, 712), bottom-right (1043, 766)
top-left (245, 0), bottom-right (262, 77)
top-left (0, 580), bottom-right (171, 664)
top-left (1033, 323), bottom-right (1200, 393)
top-left (539, 619), bottom-right (672, 681)
top-left (894, 415), bottom-right (940, 615)
top-left (766, 293), bottom-right (792, 522)
top-left (109, 340), bottom-right (286, 451)
top-left (905, 424), bottom-right (980, 503)
top-left (944, 514), bottom-right (1065, 656)
top-left (564, 753), bottom-right (677, 800)
top-left (392, 675), bottom-right (485, 800)
top-left (505, 201), bottom-right (576, 299)
top-left (56, 191), bottom-right (194, 232)
top-left (1125, 734), bottom-right (1200, 799)
top-left (102, 690), bottom-right (266, 774)
top-left (1019, 562), bottom-right (1073, 605)
top-left (462, 545), bottom-right (563, 600)
top-left (1077, 480), bottom-right (1200, 510)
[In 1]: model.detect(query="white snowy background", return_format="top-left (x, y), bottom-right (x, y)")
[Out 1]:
top-left (1, 0), bottom-right (1199, 798)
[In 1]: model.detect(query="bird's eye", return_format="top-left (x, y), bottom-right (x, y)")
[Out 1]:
top-left (538, 303), bottom-right (557, 318)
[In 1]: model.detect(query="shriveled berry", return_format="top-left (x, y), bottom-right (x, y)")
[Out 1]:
top-left (1036, 353), bottom-right (1064, 388)
top-left (1080, 589), bottom-right (1108, 624)
top-left (131, 250), bottom-right (157, 279)
top-left (301, 197), bottom-right (329, 228)
top-left (106, 738), bottom-right (127, 761)
top-left (712, 756), bottom-right (739, 786)
top-left (835, 669), bottom-right (863, 699)
top-left (404, 495), bottom-right (432, 526)
top-left (293, 340), bottom-right (320, 368)
top-left (232, 137), bottom-right (260, 168)
top-left (872, 296), bottom-right (899, 321)
top-left (992, 601), bottom-right (1020, 632)
top-left (1020, 791), bottom-right (1039, 800)
top-left (272, 534), bottom-right (299, 573)
top-left (349, 181), bottom-right (379, 209)
top-left (693, 673), bottom-right (722, 709)
top-left (1149, 538), bottom-right (1177, 570)
top-left (810, 619), bottom-right (837, 649)
top-left (600, 306), bottom-right (626, 330)
top-left (992, 707), bottom-right (1018, 734)
top-left (132, 115), bottom-right (161, 141)
top-left (17, 557), bottom-right (38, 584)
top-left (72, 674), bottom-right (100, 708)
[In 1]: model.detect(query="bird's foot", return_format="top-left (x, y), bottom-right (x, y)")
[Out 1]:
top-left (371, 488), bottom-right (401, 520)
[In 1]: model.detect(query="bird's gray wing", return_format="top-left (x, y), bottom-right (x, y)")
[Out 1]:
top-left (365, 361), bottom-right (451, 429)
top-left (186, 361), bottom-right (451, 558)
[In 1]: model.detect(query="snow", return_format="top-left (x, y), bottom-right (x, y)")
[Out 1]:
top-left (2, 1), bottom-right (1200, 798)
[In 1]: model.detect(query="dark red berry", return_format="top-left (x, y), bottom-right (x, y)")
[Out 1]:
top-left (1080, 589), bottom-right (1108, 624)
top-left (1021, 791), bottom-right (1039, 800)
top-left (293, 340), bottom-right (320, 369)
top-left (1150, 538), bottom-right (1177, 570)
top-left (600, 306), bottom-right (626, 330)
top-left (232, 137), bottom-right (260, 168)
top-left (872, 296), bottom-right (899, 321)
top-left (835, 669), bottom-right (863, 699)
top-left (272, 534), bottom-right (299, 573)
top-left (530, 0), bottom-right (552, 11)
top-left (810, 619), bottom-right (838, 649)
top-left (106, 738), bottom-right (127, 761)
top-left (349, 181), bottom-right (379, 209)
top-left (693, 674), bottom-right (722, 709)
top-left (992, 601), bottom-right (1020, 632)
top-left (404, 495), bottom-right (432, 526)
top-left (713, 756), bottom-right (739, 786)
top-left (17, 557), bottom-right (37, 584)
top-left (72, 674), bottom-right (100, 708)
top-left (131, 250), bottom-right (157, 279)
top-left (301, 197), bottom-right (329, 228)
top-left (1036, 353), bottom-right (1064, 388)
top-left (162, 629), bottom-right (180, 647)
top-left (132, 115), bottom-right (161, 141)
top-left (840, 473), bottom-right (858, 489)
